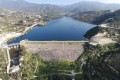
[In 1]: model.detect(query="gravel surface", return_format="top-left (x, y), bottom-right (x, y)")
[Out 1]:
top-left (23, 41), bottom-right (84, 62)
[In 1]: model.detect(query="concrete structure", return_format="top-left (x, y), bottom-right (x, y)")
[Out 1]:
top-left (6, 43), bottom-right (21, 74)
top-left (21, 40), bottom-right (85, 62)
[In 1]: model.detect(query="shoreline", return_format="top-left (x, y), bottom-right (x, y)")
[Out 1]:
top-left (86, 26), bottom-right (116, 46)
top-left (0, 18), bottom-right (91, 46)
top-left (0, 22), bottom-right (45, 46)
top-left (0, 17), bottom-right (97, 46)
top-left (0, 22), bottom-right (114, 46)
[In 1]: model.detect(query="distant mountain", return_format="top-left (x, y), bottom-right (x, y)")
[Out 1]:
top-left (0, 0), bottom-right (66, 18)
top-left (65, 1), bottom-right (120, 13)
top-left (21, 4), bottom-right (65, 14)
top-left (0, 0), bottom-right (120, 15)
top-left (0, 0), bottom-right (65, 15)
top-left (0, 0), bottom-right (33, 10)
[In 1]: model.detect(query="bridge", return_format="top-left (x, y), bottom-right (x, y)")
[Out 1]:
top-left (8, 43), bottom-right (20, 49)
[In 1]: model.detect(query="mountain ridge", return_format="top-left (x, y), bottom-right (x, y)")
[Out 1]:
top-left (0, 0), bottom-right (120, 13)
top-left (65, 1), bottom-right (120, 13)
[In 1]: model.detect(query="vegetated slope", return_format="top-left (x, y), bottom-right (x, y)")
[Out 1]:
top-left (81, 9), bottom-right (120, 80)
top-left (0, 8), bottom-right (49, 34)
top-left (84, 9), bottom-right (120, 41)
top-left (21, 4), bottom-right (66, 19)
top-left (79, 43), bottom-right (120, 80)
top-left (84, 26), bottom-right (102, 39)
top-left (92, 9), bottom-right (120, 24)
top-left (72, 9), bottom-right (120, 25)
top-left (103, 9), bottom-right (120, 26)
top-left (71, 10), bottom-right (111, 24)
top-left (17, 42), bottom-right (120, 80)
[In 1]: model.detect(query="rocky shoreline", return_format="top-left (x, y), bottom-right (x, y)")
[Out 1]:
top-left (0, 22), bottom-right (46, 46)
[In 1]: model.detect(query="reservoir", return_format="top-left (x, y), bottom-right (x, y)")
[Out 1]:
top-left (10, 17), bottom-right (95, 43)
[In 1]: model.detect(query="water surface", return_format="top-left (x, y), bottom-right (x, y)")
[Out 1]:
top-left (10, 17), bottom-right (95, 43)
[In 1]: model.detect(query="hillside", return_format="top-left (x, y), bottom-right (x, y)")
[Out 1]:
top-left (0, 1), bottom-right (120, 80)
top-left (0, 8), bottom-right (47, 33)
top-left (79, 43), bottom-right (120, 80)
top-left (84, 9), bottom-right (120, 41)
top-left (0, 0), bottom-right (120, 14)
top-left (65, 1), bottom-right (120, 13)
top-left (71, 10), bottom-right (112, 24)
top-left (21, 4), bottom-right (66, 19)
top-left (92, 9), bottom-right (120, 25)
top-left (80, 9), bottom-right (120, 80)
top-left (0, 0), bottom-right (33, 10)
top-left (71, 9), bottom-right (120, 25)
top-left (0, 0), bottom-right (66, 18)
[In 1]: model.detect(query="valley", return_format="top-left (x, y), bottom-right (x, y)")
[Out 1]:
top-left (0, 0), bottom-right (120, 80)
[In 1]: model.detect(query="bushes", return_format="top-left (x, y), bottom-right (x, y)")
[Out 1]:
top-left (84, 26), bottom-right (102, 39)
top-left (79, 43), bottom-right (120, 80)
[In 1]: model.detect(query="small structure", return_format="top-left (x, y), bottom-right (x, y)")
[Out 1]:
top-left (99, 24), bottom-right (109, 28)
top-left (7, 43), bottom-right (21, 74)
top-left (15, 20), bottom-right (26, 26)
